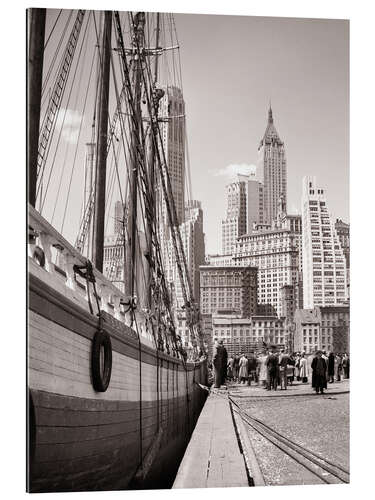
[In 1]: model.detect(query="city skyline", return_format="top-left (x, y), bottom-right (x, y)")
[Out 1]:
top-left (174, 13), bottom-right (349, 254)
top-left (37, 11), bottom-right (349, 259)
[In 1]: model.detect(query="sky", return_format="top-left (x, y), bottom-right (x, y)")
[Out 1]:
top-left (39, 9), bottom-right (349, 256)
top-left (173, 13), bottom-right (349, 254)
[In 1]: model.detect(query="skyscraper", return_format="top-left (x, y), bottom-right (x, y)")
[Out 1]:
top-left (301, 176), bottom-right (347, 308)
top-left (221, 174), bottom-right (263, 254)
top-left (258, 106), bottom-right (287, 225)
top-left (173, 200), bottom-right (206, 346)
top-left (113, 200), bottom-right (124, 235)
top-left (221, 177), bottom-right (247, 254)
top-left (159, 86), bottom-right (186, 226)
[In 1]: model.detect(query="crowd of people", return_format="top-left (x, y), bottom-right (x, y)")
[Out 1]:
top-left (211, 338), bottom-right (350, 394)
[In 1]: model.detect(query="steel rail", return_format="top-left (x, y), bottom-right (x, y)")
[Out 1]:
top-left (228, 394), bottom-right (349, 485)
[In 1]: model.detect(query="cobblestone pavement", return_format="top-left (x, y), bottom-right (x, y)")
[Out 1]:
top-left (229, 380), bottom-right (349, 486)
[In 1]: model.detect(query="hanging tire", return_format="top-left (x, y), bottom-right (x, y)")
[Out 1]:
top-left (91, 329), bottom-right (112, 392)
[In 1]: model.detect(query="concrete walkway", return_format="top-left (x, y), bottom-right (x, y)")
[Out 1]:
top-left (173, 390), bottom-right (249, 489)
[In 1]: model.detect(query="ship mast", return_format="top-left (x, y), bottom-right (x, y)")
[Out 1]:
top-left (92, 11), bottom-right (112, 272)
top-left (126, 12), bottom-right (145, 301)
top-left (27, 8), bottom-right (46, 207)
top-left (145, 13), bottom-right (164, 310)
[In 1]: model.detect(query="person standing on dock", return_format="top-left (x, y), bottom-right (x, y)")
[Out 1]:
top-left (342, 353), bottom-right (350, 378)
top-left (266, 350), bottom-right (279, 390)
top-left (238, 353), bottom-right (249, 384)
top-left (247, 351), bottom-right (257, 386)
top-left (212, 339), bottom-right (223, 388)
top-left (299, 353), bottom-right (308, 383)
top-left (328, 351), bottom-right (335, 383)
top-left (227, 355), bottom-right (234, 381)
top-left (221, 341), bottom-right (228, 385)
top-left (233, 353), bottom-right (240, 382)
top-left (278, 349), bottom-right (290, 390)
top-left (258, 351), bottom-right (268, 388)
top-left (311, 350), bottom-right (327, 394)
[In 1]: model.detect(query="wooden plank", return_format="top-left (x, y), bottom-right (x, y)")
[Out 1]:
top-left (173, 393), bottom-right (248, 489)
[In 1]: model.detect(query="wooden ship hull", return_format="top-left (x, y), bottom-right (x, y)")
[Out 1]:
top-left (28, 207), bottom-right (207, 492)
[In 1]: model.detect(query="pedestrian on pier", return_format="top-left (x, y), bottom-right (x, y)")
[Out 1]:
top-left (328, 351), bottom-right (335, 383)
top-left (335, 353), bottom-right (343, 382)
top-left (227, 355), bottom-right (234, 381)
top-left (299, 353), bottom-right (308, 383)
top-left (238, 353), bottom-right (248, 384)
top-left (212, 339), bottom-right (223, 388)
top-left (342, 353), bottom-right (350, 378)
top-left (295, 352), bottom-right (301, 381)
top-left (311, 350), bottom-right (327, 394)
top-left (247, 351), bottom-right (257, 386)
top-left (266, 350), bottom-right (279, 390)
top-left (278, 349), bottom-right (290, 390)
top-left (233, 353), bottom-right (240, 382)
top-left (258, 351), bottom-right (268, 388)
top-left (221, 342), bottom-right (228, 385)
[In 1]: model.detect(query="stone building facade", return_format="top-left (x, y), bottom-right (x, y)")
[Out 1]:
top-left (200, 265), bottom-right (258, 317)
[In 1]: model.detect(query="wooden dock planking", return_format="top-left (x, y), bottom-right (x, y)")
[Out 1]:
top-left (173, 392), bottom-right (249, 489)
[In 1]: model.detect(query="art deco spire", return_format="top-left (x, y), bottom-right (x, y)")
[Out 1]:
top-left (259, 103), bottom-right (282, 147)
top-left (268, 104), bottom-right (273, 124)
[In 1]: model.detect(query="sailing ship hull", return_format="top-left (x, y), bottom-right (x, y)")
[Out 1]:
top-left (28, 268), bottom-right (207, 492)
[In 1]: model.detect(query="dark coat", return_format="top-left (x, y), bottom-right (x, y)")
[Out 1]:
top-left (221, 347), bottom-right (228, 380)
top-left (266, 354), bottom-right (279, 374)
top-left (213, 344), bottom-right (223, 370)
top-left (311, 356), bottom-right (327, 389)
top-left (248, 355), bottom-right (257, 371)
top-left (328, 353), bottom-right (335, 375)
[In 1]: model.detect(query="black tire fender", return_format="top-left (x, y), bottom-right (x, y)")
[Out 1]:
top-left (91, 329), bottom-right (112, 392)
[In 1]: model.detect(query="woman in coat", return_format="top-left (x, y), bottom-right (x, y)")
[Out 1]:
top-left (258, 351), bottom-right (268, 388)
top-left (238, 354), bottom-right (249, 384)
top-left (299, 353), bottom-right (308, 383)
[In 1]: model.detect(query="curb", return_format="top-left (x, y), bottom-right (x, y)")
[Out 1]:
top-left (231, 402), bottom-right (266, 487)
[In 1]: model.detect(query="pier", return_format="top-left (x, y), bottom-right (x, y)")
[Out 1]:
top-left (174, 380), bottom-right (349, 488)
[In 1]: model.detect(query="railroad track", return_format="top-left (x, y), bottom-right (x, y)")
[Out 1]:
top-left (228, 394), bottom-right (350, 485)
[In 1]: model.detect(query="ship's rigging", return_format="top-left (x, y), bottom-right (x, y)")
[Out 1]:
top-left (33, 10), bottom-right (204, 355)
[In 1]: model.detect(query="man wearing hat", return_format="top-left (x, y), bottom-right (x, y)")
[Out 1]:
top-left (311, 350), bottom-right (327, 394)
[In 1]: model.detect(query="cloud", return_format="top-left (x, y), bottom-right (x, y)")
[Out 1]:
top-left (211, 163), bottom-right (258, 180)
top-left (55, 108), bottom-right (84, 145)
top-left (290, 203), bottom-right (300, 215)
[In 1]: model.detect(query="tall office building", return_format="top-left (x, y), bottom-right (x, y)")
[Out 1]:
top-left (113, 200), bottom-right (125, 235)
top-left (221, 174), bottom-right (263, 254)
top-left (159, 85), bottom-right (186, 226)
top-left (172, 201), bottom-right (205, 346)
top-left (258, 106), bottom-right (287, 225)
top-left (335, 219), bottom-right (350, 268)
top-left (301, 176), bottom-right (347, 308)
top-left (173, 200), bottom-right (205, 307)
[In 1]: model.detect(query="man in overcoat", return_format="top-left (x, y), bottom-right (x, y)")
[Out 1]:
top-left (247, 351), bottom-right (257, 386)
top-left (328, 351), bottom-right (335, 383)
top-left (311, 350), bottom-right (327, 394)
top-left (212, 339), bottom-right (223, 388)
top-left (221, 341), bottom-right (228, 385)
top-left (266, 350), bottom-right (279, 390)
top-left (278, 349), bottom-right (290, 390)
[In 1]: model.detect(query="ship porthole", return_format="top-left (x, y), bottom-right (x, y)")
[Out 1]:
top-left (91, 329), bottom-right (112, 392)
